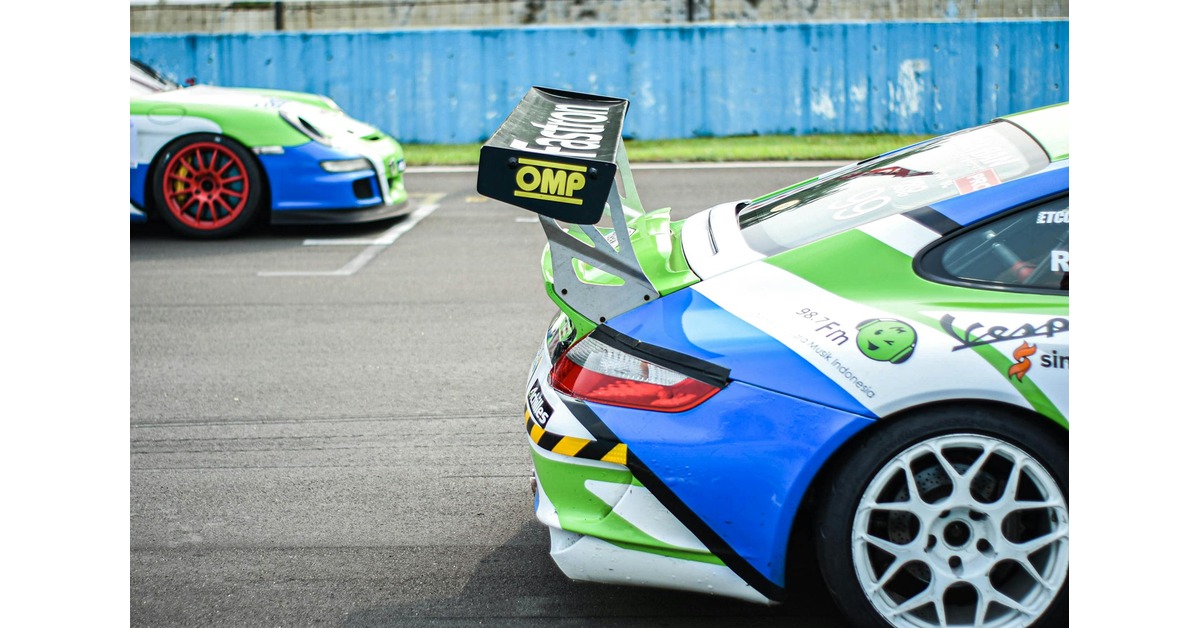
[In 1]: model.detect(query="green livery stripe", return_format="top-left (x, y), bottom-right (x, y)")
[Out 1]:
top-left (531, 446), bottom-right (719, 564)
top-left (129, 104), bottom-right (311, 147)
top-left (629, 209), bottom-right (700, 296)
top-left (766, 229), bottom-right (1067, 423)
top-left (938, 325), bottom-right (1068, 427)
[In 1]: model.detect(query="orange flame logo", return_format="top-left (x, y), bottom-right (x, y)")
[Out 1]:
top-left (1008, 341), bottom-right (1037, 381)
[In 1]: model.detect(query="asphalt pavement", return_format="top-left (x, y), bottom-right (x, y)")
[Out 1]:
top-left (129, 164), bottom-right (853, 626)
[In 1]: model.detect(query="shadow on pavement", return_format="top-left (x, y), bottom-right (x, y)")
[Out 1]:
top-left (344, 520), bottom-right (848, 628)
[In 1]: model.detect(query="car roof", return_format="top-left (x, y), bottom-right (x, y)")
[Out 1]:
top-left (997, 102), bottom-right (1069, 162)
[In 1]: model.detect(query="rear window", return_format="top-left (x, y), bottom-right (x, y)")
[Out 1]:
top-left (737, 121), bottom-right (1050, 256)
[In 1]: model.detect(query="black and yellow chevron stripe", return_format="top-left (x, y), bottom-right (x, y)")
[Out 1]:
top-left (524, 410), bottom-right (628, 465)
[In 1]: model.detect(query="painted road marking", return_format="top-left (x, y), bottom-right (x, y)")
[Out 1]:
top-left (407, 161), bottom-right (850, 174)
top-left (258, 194), bottom-right (444, 277)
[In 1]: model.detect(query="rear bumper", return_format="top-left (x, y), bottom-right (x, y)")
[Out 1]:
top-left (525, 340), bottom-right (770, 604)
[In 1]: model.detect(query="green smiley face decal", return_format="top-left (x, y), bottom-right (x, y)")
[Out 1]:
top-left (856, 319), bottom-right (917, 364)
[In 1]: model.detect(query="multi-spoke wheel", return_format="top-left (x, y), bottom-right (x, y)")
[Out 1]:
top-left (815, 406), bottom-right (1068, 628)
top-left (151, 134), bottom-right (263, 238)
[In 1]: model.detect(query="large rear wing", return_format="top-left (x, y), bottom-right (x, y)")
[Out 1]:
top-left (476, 87), bottom-right (657, 323)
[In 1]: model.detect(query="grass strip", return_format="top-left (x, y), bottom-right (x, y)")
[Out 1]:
top-left (403, 134), bottom-right (935, 166)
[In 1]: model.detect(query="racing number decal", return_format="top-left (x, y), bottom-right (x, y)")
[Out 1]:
top-left (514, 158), bottom-right (587, 205)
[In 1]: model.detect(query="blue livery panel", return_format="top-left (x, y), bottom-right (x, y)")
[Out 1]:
top-left (258, 142), bottom-right (383, 211)
top-left (588, 381), bottom-right (874, 588)
top-left (607, 288), bottom-right (874, 418)
top-left (929, 163), bottom-right (1068, 227)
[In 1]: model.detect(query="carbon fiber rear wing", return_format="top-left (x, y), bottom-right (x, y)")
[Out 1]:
top-left (477, 87), bottom-right (657, 323)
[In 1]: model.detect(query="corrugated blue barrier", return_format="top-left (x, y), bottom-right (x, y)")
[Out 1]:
top-left (130, 21), bottom-right (1067, 144)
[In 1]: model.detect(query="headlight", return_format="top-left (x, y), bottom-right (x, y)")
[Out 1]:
top-left (320, 158), bottom-right (372, 173)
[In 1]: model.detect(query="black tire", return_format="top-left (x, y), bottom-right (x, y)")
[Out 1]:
top-left (813, 405), bottom-right (1068, 628)
top-left (150, 134), bottom-right (264, 238)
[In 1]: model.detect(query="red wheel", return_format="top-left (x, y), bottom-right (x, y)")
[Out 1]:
top-left (151, 134), bottom-right (263, 238)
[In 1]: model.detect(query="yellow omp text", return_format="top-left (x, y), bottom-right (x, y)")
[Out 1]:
top-left (514, 158), bottom-right (586, 205)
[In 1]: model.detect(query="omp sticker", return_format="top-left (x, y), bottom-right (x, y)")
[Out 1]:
top-left (693, 262), bottom-right (1035, 417)
top-left (514, 157), bottom-right (587, 205)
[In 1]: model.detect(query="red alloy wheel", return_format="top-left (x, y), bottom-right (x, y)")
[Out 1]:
top-left (160, 141), bottom-right (251, 231)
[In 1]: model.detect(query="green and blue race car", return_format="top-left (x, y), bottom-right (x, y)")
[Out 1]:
top-left (478, 88), bottom-right (1068, 628)
top-left (130, 59), bottom-right (409, 238)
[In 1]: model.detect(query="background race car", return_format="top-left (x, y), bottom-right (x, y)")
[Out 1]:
top-left (130, 59), bottom-right (409, 238)
top-left (479, 87), bottom-right (1068, 628)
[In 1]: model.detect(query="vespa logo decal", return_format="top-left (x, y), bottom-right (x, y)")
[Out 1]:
top-left (514, 158), bottom-right (587, 205)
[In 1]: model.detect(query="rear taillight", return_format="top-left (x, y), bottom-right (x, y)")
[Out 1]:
top-left (549, 335), bottom-right (722, 412)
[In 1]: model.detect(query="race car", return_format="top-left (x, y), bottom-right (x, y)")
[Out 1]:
top-left (130, 59), bottom-right (409, 238)
top-left (477, 88), bottom-right (1068, 628)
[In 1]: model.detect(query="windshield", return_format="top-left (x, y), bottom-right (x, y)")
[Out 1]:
top-left (130, 59), bottom-right (179, 95)
top-left (737, 121), bottom-right (1050, 256)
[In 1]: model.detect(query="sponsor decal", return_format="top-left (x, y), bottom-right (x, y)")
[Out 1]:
top-left (1037, 208), bottom-right (1069, 224)
top-left (939, 314), bottom-right (1069, 351)
top-left (794, 308), bottom-right (876, 398)
top-left (836, 165), bottom-right (935, 180)
top-left (1050, 250), bottom-right (1069, 272)
top-left (855, 318), bottom-right (917, 364)
top-left (528, 380), bottom-right (554, 427)
top-left (509, 102), bottom-right (613, 158)
top-left (513, 157), bottom-right (588, 205)
top-left (1008, 341), bottom-right (1037, 381)
top-left (1008, 343), bottom-right (1069, 382)
top-left (797, 308), bottom-right (851, 346)
top-left (954, 169), bottom-right (1001, 194)
top-left (1040, 349), bottom-right (1069, 370)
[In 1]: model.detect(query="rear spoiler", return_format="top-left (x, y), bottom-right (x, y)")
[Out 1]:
top-left (477, 87), bottom-right (657, 323)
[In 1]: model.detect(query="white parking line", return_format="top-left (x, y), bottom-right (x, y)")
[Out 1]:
top-left (257, 197), bottom-right (442, 277)
top-left (408, 161), bottom-right (850, 174)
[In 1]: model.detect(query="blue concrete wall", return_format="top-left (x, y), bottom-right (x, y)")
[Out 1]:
top-left (130, 21), bottom-right (1068, 144)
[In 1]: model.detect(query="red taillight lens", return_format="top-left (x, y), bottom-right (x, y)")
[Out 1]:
top-left (549, 336), bottom-right (721, 412)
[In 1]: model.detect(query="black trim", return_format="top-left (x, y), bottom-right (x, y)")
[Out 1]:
top-left (914, 192), bottom-right (1070, 296)
top-left (269, 198), bottom-right (412, 225)
top-left (626, 451), bottom-right (787, 602)
top-left (590, 326), bottom-right (731, 388)
top-left (563, 397), bottom-right (786, 602)
top-left (561, 398), bottom-right (620, 442)
top-left (903, 205), bottom-right (961, 235)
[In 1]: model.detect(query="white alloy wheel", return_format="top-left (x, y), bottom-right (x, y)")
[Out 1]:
top-left (850, 433), bottom-right (1068, 627)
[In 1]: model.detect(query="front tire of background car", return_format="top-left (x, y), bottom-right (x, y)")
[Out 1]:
top-left (150, 134), bottom-right (264, 238)
top-left (813, 405), bottom-right (1068, 628)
